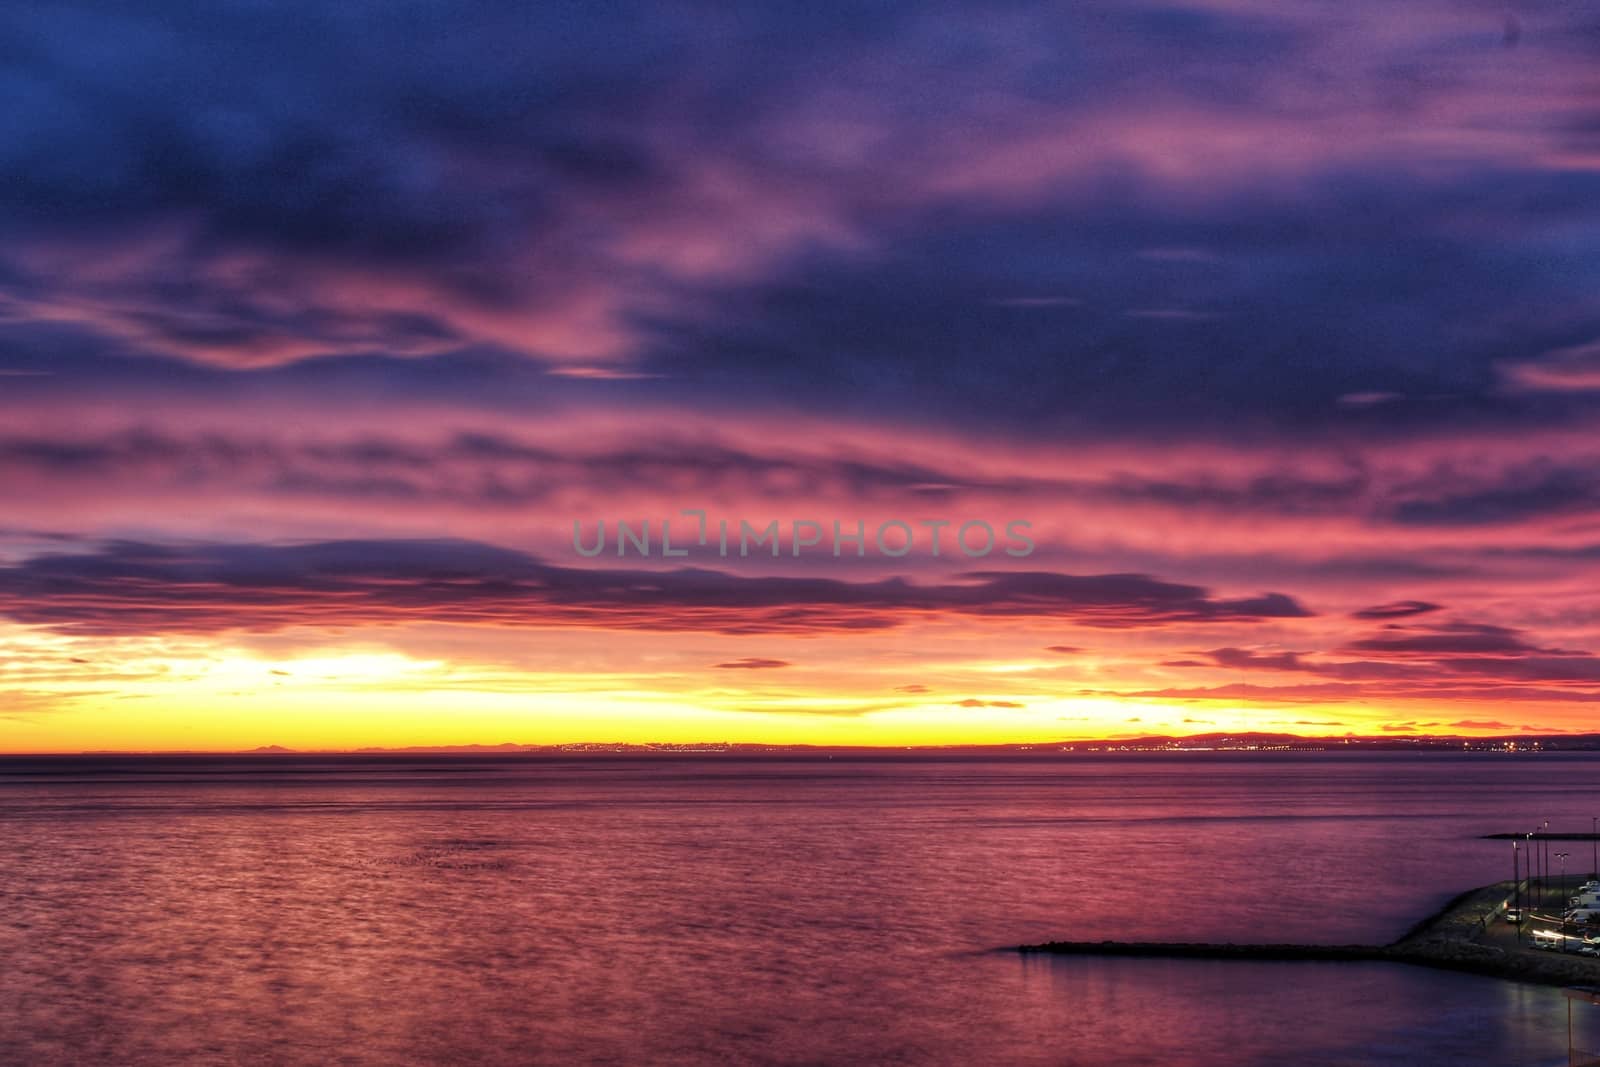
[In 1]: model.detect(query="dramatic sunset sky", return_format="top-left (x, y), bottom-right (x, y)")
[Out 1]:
top-left (4, 1), bottom-right (1600, 750)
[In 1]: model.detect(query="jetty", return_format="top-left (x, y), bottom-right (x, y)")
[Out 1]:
top-left (1018, 882), bottom-right (1600, 988)
top-left (1482, 832), bottom-right (1600, 841)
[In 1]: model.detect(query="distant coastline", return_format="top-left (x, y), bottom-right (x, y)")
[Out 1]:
top-left (9, 731), bottom-right (1600, 758)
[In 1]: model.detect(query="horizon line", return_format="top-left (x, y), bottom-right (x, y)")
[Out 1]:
top-left (0, 731), bottom-right (1586, 757)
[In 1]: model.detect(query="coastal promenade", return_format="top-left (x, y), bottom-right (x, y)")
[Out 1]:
top-left (1019, 882), bottom-right (1600, 988)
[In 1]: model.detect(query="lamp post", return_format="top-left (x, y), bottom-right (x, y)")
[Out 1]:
top-left (1536, 825), bottom-right (1548, 908)
top-left (1534, 829), bottom-right (1543, 911)
top-left (1514, 840), bottom-right (1523, 943)
top-left (1529, 831), bottom-right (1538, 914)
top-left (1558, 851), bottom-right (1571, 944)
top-left (1592, 815), bottom-right (1597, 880)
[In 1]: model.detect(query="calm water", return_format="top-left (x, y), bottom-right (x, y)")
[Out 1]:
top-left (1, 753), bottom-right (1598, 1065)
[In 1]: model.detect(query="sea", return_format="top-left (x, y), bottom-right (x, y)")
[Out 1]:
top-left (1, 752), bottom-right (1597, 1065)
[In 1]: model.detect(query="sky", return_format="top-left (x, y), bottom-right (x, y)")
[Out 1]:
top-left (5, 0), bottom-right (1600, 750)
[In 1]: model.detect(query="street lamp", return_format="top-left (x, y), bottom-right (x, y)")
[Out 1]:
top-left (1534, 828), bottom-right (1544, 910)
top-left (1530, 831), bottom-right (1538, 912)
top-left (1514, 840), bottom-right (1523, 943)
top-left (1536, 825), bottom-right (1548, 908)
top-left (1558, 851), bottom-right (1571, 943)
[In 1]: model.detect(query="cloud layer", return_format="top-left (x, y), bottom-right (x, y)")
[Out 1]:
top-left (0, 539), bottom-right (1308, 636)
top-left (7, 2), bottom-right (1600, 741)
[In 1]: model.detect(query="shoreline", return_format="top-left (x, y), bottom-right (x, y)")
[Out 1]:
top-left (1018, 882), bottom-right (1600, 988)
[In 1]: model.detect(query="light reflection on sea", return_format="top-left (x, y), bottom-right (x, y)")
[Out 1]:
top-left (0, 753), bottom-right (1595, 1065)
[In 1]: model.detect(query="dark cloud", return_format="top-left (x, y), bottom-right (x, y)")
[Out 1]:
top-left (639, 172), bottom-right (1600, 435)
top-left (1438, 656), bottom-right (1600, 684)
top-left (1205, 647), bottom-right (1310, 671)
top-left (1093, 467), bottom-right (1369, 515)
top-left (1300, 555), bottom-right (1480, 581)
top-left (0, 1), bottom-right (1598, 439)
top-left (1197, 645), bottom-right (1422, 682)
top-left (1384, 461), bottom-right (1600, 527)
top-left (712, 658), bottom-right (791, 670)
top-left (1340, 622), bottom-right (1546, 658)
top-left (0, 420), bottom-right (1473, 524)
top-left (0, 425), bottom-right (1004, 505)
top-left (1114, 618), bottom-right (1600, 705)
top-left (1351, 600), bottom-right (1442, 620)
top-left (0, 539), bottom-right (1312, 637)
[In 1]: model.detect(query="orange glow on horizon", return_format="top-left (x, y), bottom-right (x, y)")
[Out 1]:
top-left (0, 620), bottom-right (1574, 753)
